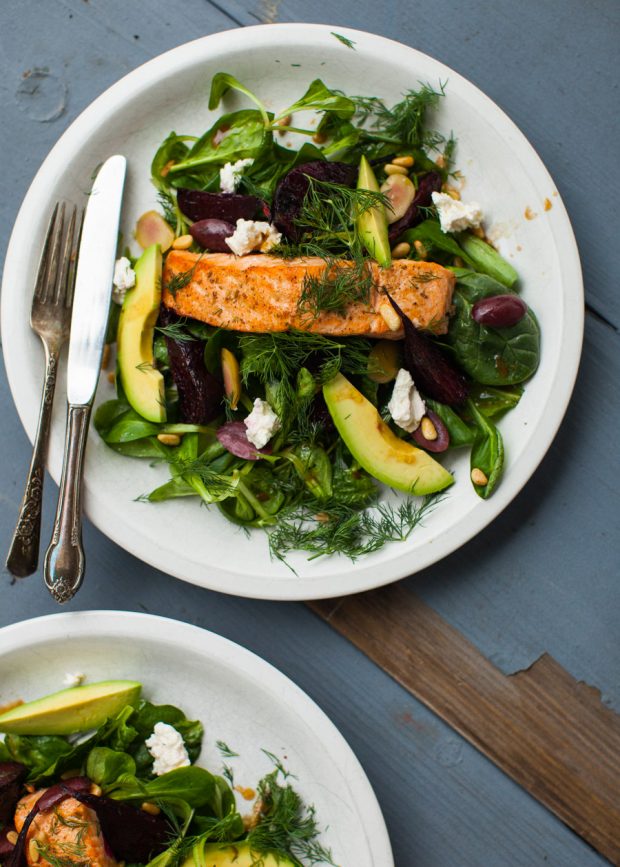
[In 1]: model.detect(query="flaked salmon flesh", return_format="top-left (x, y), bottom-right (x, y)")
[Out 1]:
top-left (162, 251), bottom-right (455, 337)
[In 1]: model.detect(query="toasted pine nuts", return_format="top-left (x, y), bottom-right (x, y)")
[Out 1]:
top-left (435, 154), bottom-right (446, 169)
top-left (391, 242), bottom-right (411, 259)
top-left (392, 155), bottom-right (415, 167)
top-left (421, 417), bottom-right (438, 441)
top-left (442, 185), bottom-right (461, 200)
top-left (453, 256), bottom-right (465, 268)
top-left (413, 240), bottom-right (428, 260)
top-left (107, 372), bottom-right (116, 385)
top-left (277, 114), bottom-right (292, 135)
top-left (471, 226), bottom-right (486, 239)
top-left (172, 234), bottom-right (193, 250)
top-left (384, 163), bottom-right (408, 176)
top-left (157, 433), bottom-right (181, 447)
top-left (378, 302), bottom-right (402, 332)
top-left (314, 512), bottom-right (330, 523)
top-left (160, 159), bottom-right (175, 178)
top-left (100, 343), bottom-right (111, 371)
top-left (6, 831), bottom-right (18, 845)
top-left (312, 131), bottom-right (327, 144)
top-left (90, 783), bottom-right (103, 796)
top-left (141, 801), bottom-right (161, 816)
top-left (29, 840), bottom-right (40, 863)
top-left (25, 784), bottom-right (36, 793)
top-left (471, 467), bottom-right (488, 486)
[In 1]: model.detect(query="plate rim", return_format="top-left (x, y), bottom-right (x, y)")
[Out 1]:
top-left (0, 608), bottom-right (394, 866)
top-left (0, 23), bottom-right (584, 600)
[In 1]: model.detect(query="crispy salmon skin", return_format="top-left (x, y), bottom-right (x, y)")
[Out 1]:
top-left (162, 251), bottom-right (455, 338)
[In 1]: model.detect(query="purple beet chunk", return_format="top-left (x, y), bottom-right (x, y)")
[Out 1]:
top-left (388, 171), bottom-right (442, 242)
top-left (189, 218), bottom-right (236, 252)
top-left (0, 763), bottom-right (27, 826)
top-left (412, 409), bottom-right (450, 453)
top-left (273, 161), bottom-right (357, 239)
top-left (472, 294), bottom-right (528, 328)
top-left (388, 295), bottom-right (469, 406)
top-left (159, 308), bottom-right (223, 424)
top-left (75, 793), bottom-right (170, 863)
top-left (177, 189), bottom-right (261, 223)
top-left (216, 421), bottom-right (271, 460)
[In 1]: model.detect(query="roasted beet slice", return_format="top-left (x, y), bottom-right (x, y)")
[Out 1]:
top-left (177, 189), bottom-right (261, 224)
top-left (0, 763), bottom-right (27, 826)
top-left (388, 171), bottom-right (442, 242)
top-left (388, 295), bottom-right (469, 406)
top-left (159, 308), bottom-right (223, 424)
top-left (273, 160), bottom-right (357, 239)
top-left (189, 218), bottom-right (236, 252)
top-left (76, 793), bottom-right (170, 863)
top-left (216, 421), bottom-right (272, 460)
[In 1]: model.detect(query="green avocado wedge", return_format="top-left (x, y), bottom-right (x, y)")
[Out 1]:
top-left (357, 155), bottom-right (391, 267)
top-left (323, 373), bottom-right (453, 495)
top-left (182, 841), bottom-right (296, 867)
top-left (117, 243), bottom-right (166, 423)
top-left (0, 680), bottom-right (142, 735)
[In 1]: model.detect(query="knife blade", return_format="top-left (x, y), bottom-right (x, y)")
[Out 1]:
top-left (67, 154), bottom-right (127, 405)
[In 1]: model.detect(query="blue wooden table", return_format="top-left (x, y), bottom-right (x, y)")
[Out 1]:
top-left (1, 2), bottom-right (618, 865)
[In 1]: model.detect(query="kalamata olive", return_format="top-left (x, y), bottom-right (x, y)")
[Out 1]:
top-left (412, 410), bottom-right (450, 453)
top-left (177, 189), bottom-right (262, 223)
top-left (472, 294), bottom-right (528, 328)
top-left (189, 218), bottom-right (235, 252)
top-left (216, 422), bottom-right (272, 460)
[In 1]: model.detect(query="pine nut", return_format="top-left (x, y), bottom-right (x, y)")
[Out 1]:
top-left (391, 242), bottom-right (411, 259)
top-left (442, 185), bottom-right (461, 200)
top-left (312, 131), bottom-right (327, 144)
top-left (277, 114), bottom-right (292, 135)
top-left (107, 372), bottom-right (116, 385)
top-left (471, 467), bottom-right (488, 486)
top-left (453, 256), bottom-right (465, 267)
top-left (157, 433), bottom-right (181, 447)
top-left (471, 226), bottom-right (486, 238)
top-left (160, 160), bottom-right (175, 178)
top-left (29, 840), bottom-right (40, 863)
top-left (25, 784), bottom-right (36, 793)
top-left (384, 164), bottom-right (408, 176)
top-left (378, 302), bottom-right (402, 332)
top-left (392, 155), bottom-right (414, 167)
top-left (172, 234), bottom-right (193, 250)
top-left (6, 831), bottom-right (18, 845)
top-left (413, 240), bottom-right (428, 260)
top-left (141, 801), bottom-right (161, 816)
top-left (435, 154), bottom-right (446, 169)
top-left (421, 416), bottom-right (438, 441)
top-left (90, 783), bottom-right (103, 796)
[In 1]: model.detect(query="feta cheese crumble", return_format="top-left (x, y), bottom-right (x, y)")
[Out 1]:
top-left (244, 398), bottom-right (281, 449)
top-left (225, 219), bottom-right (282, 257)
top-left (62, 672), bottom-right (86, 688)
top-left (431, 191), bottom-right (483, 234)
top-left (112, 256), bottom-right (136, 305)
top-left (145, 722), bottom-right (190, 776)
top-left (219, 158), bottom-right (254, 194)
top-left (388, 368), bottom-right (426, 433)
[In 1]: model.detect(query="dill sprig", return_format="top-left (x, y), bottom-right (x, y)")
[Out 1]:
top-left (217, 740), bottom-right (239, 758)
top-left (297, 257), bottom-right (374, 320)
top-left (163, 256), bottom-right (202, 296)
top-left (155, 317), bottom-right (196, 342)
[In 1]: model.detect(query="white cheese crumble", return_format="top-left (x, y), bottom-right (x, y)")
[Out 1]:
top-left (62, 672), bottom-right (86, 688)
top-left (225, 219), bottom-right (282, 256)
top-left (145, 722), bottom-right (190, 776)
top-left (112, 256), bottom-right (136, 304)
top-left (388, 368), bottom-right (426, 433)
top-left (431, 191), bottom-right (483, 234)
top-left (219, 158), bottom-right (254, 194)
top-left (244, 398), bottom-right (281, 449)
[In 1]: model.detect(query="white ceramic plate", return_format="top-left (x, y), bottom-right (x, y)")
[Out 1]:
top-left (0, 610), bottom-right (392, 866)
top-left (1, 24), bottom-right (583, 599)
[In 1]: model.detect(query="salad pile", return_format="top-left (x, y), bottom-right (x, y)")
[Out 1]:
top-left (0, 679), bottom-right (334, 866)
top-left (95, 68), bottom-right (540, 561)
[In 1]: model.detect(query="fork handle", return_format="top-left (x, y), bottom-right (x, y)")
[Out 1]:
top-left (43, 403), bottom-right (91, 603)
top-left (6, 344), bottom-right (60, 578)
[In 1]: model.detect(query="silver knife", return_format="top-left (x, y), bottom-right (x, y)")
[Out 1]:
top-left (44, 154), bottom-right (127, 603)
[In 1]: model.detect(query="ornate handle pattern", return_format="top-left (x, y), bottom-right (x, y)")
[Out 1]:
top-left (43, 403), bottom-right (91, 603)
top-left (6, 346), bottom-right (59, 578)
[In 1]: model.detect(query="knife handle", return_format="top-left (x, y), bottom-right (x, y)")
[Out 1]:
top-left (6, 343), bottom-right (59, 578)
top-left (44, 403), bottom-right (91, 603)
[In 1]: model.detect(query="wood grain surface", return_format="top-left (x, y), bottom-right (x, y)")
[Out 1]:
top-left (311, 588), bottom-right (620, 864)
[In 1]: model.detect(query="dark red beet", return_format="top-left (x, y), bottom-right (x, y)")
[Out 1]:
top-left (0, 763), bottom-right (27, 826)
top-left (159, 308), bottom-right (223, 424)
top-left (216, 421), bottom-right (272, 460)
top-left (75, 793), bottom-right (170, 863)
top-left (388, 295), bottom-right (469, 406)
top-left (388, 171), bottom-right (442, 242)
top-left (273, 161), bottom-right (357, 239)
top-left (412, 409), bottom-right (450, 453)
top-left (189, 218), bottom-right (235, 252)
top-left (472, 294), bottom-right (528, 328)
top-left (177, 189), bottom-right (261, 223)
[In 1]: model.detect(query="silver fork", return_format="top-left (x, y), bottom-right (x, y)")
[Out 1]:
top-left (6, 203), bottom-right (80, 578)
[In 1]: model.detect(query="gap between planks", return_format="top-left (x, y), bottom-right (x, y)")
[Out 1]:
top-left (309, 587), bottom-right (620, 865)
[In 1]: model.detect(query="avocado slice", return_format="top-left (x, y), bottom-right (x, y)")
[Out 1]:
top-left (357, 155), bottom-right (391, 267)
top-left (183, 842), bottom-right (296, 867)
top-left (323, 373), bottom-right (453, 495)
top-left (117, 244), bottom-right (166, 422)
top-left (0, 680), bottom-right (142, 735)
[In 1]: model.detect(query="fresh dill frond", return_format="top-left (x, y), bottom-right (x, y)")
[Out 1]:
top-left (163, 257), bottom-right (202, 296)
top-left (157, 189), bottom-right (177, 229)
top-left (222, 764), bottom-right (235, 786)
top-left (261, 749), bottom-right (295, 780)
top-left (331, 31), bottom-right (356, 49)
top-left (298, 257), bottom-right (374, 320)
top-left (217, 740), bottom-right (239, 758)
top-left (155, 317), bottom-right (196, 342)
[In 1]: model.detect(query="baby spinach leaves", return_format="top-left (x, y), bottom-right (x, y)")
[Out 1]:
top-left (467, 399), bottom-right (504, 498)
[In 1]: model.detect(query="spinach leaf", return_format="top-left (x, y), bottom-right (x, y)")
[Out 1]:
top-left (151, 132), bottom-right (192, 189)
top-left (467, 399), bottom-right (504, 498)
top-left (468, 383), bottom-right (523, 419)
top-left (4, 735), bottom-right (74, 780)
top-left (208, 72), bottom-right (270, 126)
top-left (426, 399), bottom-right (475, 448)
top-left (448, 273), bottom-right (540, 385)
top-left (288, 445), bottom-right (333, 500)
top-left (86, 747), bottom-right (136, 788)
top-left (131, 701), bottom-right (204, 768)
top-left (169, 110), bottom-right (272, 176)
top-left (111, 766), bottom-right (225, 812)
top-left (145, 477), bottom-right (198, 502)
top-left (402, 219), bottom-right (475, 266)
top-left (280, 79), bottom-right (355, 120)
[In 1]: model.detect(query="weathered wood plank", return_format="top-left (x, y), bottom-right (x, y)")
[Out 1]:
top-left (310, 588), bottom-right (620, 864)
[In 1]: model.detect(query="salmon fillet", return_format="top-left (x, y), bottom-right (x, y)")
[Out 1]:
top-left (15, 790), bottom-right (118, 867)
top-left (162, 251), bottom-right (455, 338)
